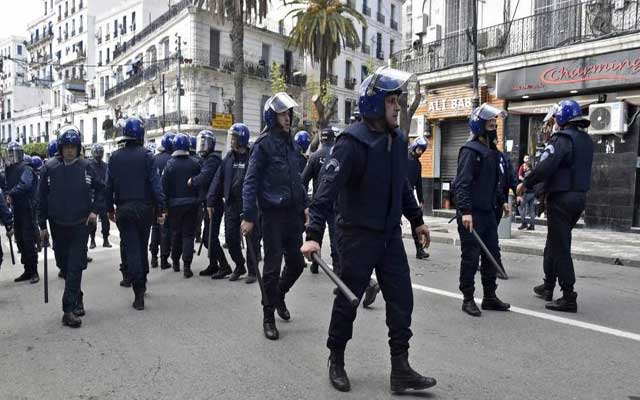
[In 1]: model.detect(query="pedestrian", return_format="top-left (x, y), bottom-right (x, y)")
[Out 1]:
top-left (37, 126), bottom-right (104, 328)
top-left (518, 154), bottom-right (530, 182)
top-left (408, 137), bottom-right (429, 260)
top-left (88, 144), bottom-right (112, 249)
top-left (149, 132), bottom-right (175, 271)
top-left (188, 129), bottom-right (232, 279)
top-left (525, 100), bottom-right (594, 312)
top-left (453, 103), bottom-right (511, 317)
top-left (301, 67), bottom-right (436, 394)
top-left (302, 127), bottom-right (339, 275)
top-left (105, 117), bottom-right (165, 310)
top-left (4, 141), bottom-right (39, 284)
top-left (208, 123), bottom-right (256, 283)
top-left (241, 92), bottom-right (308, 341)
top-left (162, 133), bottom-right (201, 278)
top-left (517, 163), bottom-right (536, 230)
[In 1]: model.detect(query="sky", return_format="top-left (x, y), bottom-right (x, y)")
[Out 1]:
top-left (0, 0), bottom-right (43, 39)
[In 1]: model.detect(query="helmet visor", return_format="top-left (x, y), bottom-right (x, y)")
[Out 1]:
top-left (265, 93), bottom-right (298, 114)
top-left (543, 103), bottom-right (560, 122)
top-left (476, 103), bottom-right (507, 120)
top-left (368, 66), bottom-right (416, 94)
top-left (196, 135), bottom-right (215, 154)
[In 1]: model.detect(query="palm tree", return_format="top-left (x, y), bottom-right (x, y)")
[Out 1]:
top-left (287, 0), bottom-right (366, 129)
top-left (194, 0), bottom-right (268, 125)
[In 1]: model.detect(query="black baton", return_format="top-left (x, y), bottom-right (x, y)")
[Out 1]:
top-left (244, 232), bottom-right (269, 307)
top-left (311, 253), bottom-right (359, 307)
top-left (197, 205), bottom-right (207, 256)
top-left (8, 234), bottom-right (15, 265)
top-left (43, 239), bottom-right (49, 304)
top-left (471, 228), bottom-right (508, 280)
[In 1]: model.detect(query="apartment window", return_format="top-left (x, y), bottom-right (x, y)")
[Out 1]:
top-left (17, 45), bottom-right (22, 55)
top-left (72, 19), bottom-right (75, 35)
top-left (445, 0), bottom-right (472, 35)
top-left (37, 123), bottom-right (41, 139)
top-left (65, 1), bottom-right (68, 14)
top-left (113, 19), bottom-right (118, 37)
top-left (79, 15), bottom-right (83, 32)
top-left (361, 26), bottom-right (367, 47)
top-left (132, 12), bottom-right (136, 30)
top-left (344, 100), bottom-right (352, 124)
top-left (390, 39), bottom-right (395, 57)
top-left (278, 20), bottom-right (285, 35)
top-left (100, 77), bottom-right (104, 96)
top-left (361, 65), bottom-right (369, 81)
top-left (105, 76), bottom-right (110, 91)
top-left (79, 120), bottom-right (84, 141)
top-left (99, 50), bottom-right (102, 65)
top-left (59, 26), bottom-right (62, 39)
top-left (92, 118), bottom-right (97, 143)
top-left (345, 60), bottom-right (352, 80)
top-left (376, 32), bottom-right (383, 59)
top-left (391, 4), bottom-right (396, 21)
top-left (58, 5), bottom-right (61, 18)
top-left (122, 16), bottom-right (127, 34)
top-left (106, 48), bottom-right (110, 63)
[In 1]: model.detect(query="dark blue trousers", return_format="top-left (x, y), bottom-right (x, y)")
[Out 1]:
top-left (116, 202), bottom-right (153, 289)
top-left (50, 222), bottom-right (89, 313)
top-left (457, 210), bottom-right (499, 292)
top-left (328, 225), bottom-right (413, 357)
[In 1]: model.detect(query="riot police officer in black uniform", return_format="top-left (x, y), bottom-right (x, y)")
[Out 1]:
top-left (208, 123), bottom-right (255, 283)
top-left (105, 117), bottom-right (165, 310)
top-left (454, 103), bottom-right (511, 317)
top-left (88, 144), bottom-right (111, 249)
top-left (5, 141), bottom-right (39, 284)
top-left (149, 132), bottom-right (175, 270)
top-left (37, 126), bottom-right (104, 328)
top-left (302, 127), bottom-right (339, 275)
top-left (242, 92), bottom-right (308, 341)
top-left (0, 185), bottom-right (14, 269)
top-left (524, 99), bottom-right (594, 313)
top-left (301, 67), bottom-right (436, 394)
top-left (162, 133), bottom-right (201, 278)
top-left (408, 137), bottom-right (429, 260)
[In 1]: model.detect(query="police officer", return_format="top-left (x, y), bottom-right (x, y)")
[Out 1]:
top-left (105, 117), bottom-right (165, 310)
top-left (242, 92), bottom-right (308, 340)
top-left (294, 130), bottom-right (311, 160)
top-left (37, 126), bottom-right (104, 328)
top-left (524, 99), bottom-right (593, 313)
top-left (302, 127), bottom-right (339, 275)
top-left (31, 155), bottom-right (43, 171)
top-left (454, 103), bottom-right (511, 317)
top-left (189, 134), bottom-right (205, 243)
top-left (301, 67), bottom-right (436, 393)
top-left (88, 144), bottom-right (111, 249)
top-left (149, 132), bottom-right (175, 270)
top-left (4, 141), bottom-right (39, 284)
top-left (408, 137), bottom-right (429, 260)
top-left (208, 123), bottom-right (256, 283)
top-left (162, 133), bottom-right (201, 278)
top-left (0, 186), bottom-right (14, 269)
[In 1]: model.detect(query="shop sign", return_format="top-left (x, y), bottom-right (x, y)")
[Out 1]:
top-left (423, 85), bottom-right (482, 119)
top-left (428, 97), bottom-right (473, 112)
top-left (497, 48), bottom-right (640, 99)
top-left (211, 113), bottom-right (233, 130)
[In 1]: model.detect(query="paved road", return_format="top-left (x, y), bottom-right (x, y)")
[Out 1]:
top-left (1, 232), bottom-right (639, 400)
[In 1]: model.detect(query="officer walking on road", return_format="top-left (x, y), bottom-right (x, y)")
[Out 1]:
top-left (162, 133), bottom-right (201, 278)
top-left (88, 144), bottom-right (111, 249)
top-left (5, 141), bottom-right (39, 284)
top-left (208, 123), bottom-right (256, 283)
top-left (0, 186), bottom-right (14, 269)
top-left (524, 100), bottom-right (594, 313)
top-left (454, 103), bottom-right (511, 317)
top-left (301, 67), bottom-right (436, 394)
top-left (37, 126), bottom-right (104, 328)
top-left (242, 92), bottom-right (308, 341)
top-left (408, 137), bottom-right (429, 260)
top-left (105, 117), bottom-right (165, 310)
top-left (149, 132), bottom-right (175, 271)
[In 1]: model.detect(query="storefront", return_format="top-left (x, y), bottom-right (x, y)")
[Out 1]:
top-left (497, 48), bottom-right (640, 230)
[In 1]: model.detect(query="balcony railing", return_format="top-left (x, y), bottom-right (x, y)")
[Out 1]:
top-left (377, 12), bottom-right (385, 24)
top-left (362, 44), bottom-right (370, 55)
top-left (392, 2), bottom-right (640, 74)
top-left (113, 0), bottom-right (191, 60)
top-left (391, 20), bottom-right (398, 31)
top-left (376, 49), bottom-right (384, 60)
top-left (363, 6), bottom-right (371, 16)
top-left (344, 77), bottom-right (356, 90)
top-left (27, 30), bottom-right (54, 49)
top-left (328, 74), bottom-right (338, 85)
top-left (105, 55), bottom-right (179, 100)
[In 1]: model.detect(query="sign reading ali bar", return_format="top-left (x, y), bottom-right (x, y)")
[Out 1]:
top-left (497, 48), bottom-right (640, 99)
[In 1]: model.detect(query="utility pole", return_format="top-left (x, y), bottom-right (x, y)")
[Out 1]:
top-left (176, 34), bottom-right (182, 132)
top-left (161, 73), bottom-right (166, 134)
top-left (471, 0), bottom-right (480, 108)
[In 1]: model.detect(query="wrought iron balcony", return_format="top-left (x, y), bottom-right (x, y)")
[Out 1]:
top-left (328, 74), bottom-right (338, 85)
top-left (391, 20), bottom-right (398, 31)
top-left (392, 2), bottom-right (640, 74)
top-left (363, 6), bottom-right (371, 17)
top-left (344, 77), bottom-right (357, 90)
top-left (362, 44), bottom-right (370, 55)
top-left (377, 12), bottom-right (385, 24)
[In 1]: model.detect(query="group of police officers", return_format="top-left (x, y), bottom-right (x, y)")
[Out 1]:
top-left (0, 66), bottom-right (594, 394)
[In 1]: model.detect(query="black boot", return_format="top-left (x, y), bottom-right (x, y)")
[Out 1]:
top-left (151, 256), bottom-right (158, 269)
top-left (62, 312), bottom-right (82, 328)
top-left (416, 248), bottom-right (430, 260)
top-left (310, 262), bottom-right (319, 274)
top-left (211, 264), bottom-right (232, 280)
top-left (183, 264), bottom-right (193, 279)
top-left (199, 264), bottom-right (217, 276)
top-left (461, 287), bottom-right (481, 316)
top-left (103, 237), bottom-right (112, 248)
top-left (89, 237), bottom-right (96, 249)
top-left (172, 260), bottom-right (181, 272)
top-left (362, 280), bottom-right (380, 308)
top-left (160, 258), bottom-right (172, 270)
top-left (14, 271), bottom-right (31, 283)
top-left (276, 297), bottom-right (291, 321)
top-left (546, 290), bottom-right (577, 313)
top-left (390, 353), bottom-right (437, 393)
top-left (328, 350), bottom-right (351, 392)
top-left (58, 269), bottom-right (66, 279)
top-left (74, 292), bottom-right (85, 317)
top-left (481, 287), bottom-right (510, 311)
top-left (30, 272), bottom-right (40, 284)
top-left (229, 265), bottom-right (247, 281)
top-left (517, 224), bottom-right (528, 230)
top-left (534, 282), bottom-right (554, 301)
top-left (245, 274), bottom-right (257, 284)
top-left (132, 285), bottom-right (145, 310)
top-left (119, 268), bottom-right (132, 287)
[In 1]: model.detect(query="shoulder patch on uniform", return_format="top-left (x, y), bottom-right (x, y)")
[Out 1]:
top-left (325, 158), bottom-right (340, 173)
top-left (545, 144), bottom-right (555, 154)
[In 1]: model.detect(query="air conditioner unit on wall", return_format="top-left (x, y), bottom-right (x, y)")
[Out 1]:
top-left (588, 102), bottom-right (627, 135)
top-left (425, 24), bottom-right (442, 43)
top-left (410, 115), bottom-right (425, 137)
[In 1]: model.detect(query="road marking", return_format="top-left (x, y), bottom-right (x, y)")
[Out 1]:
top-left (411, 283), bottom-right (640, 343)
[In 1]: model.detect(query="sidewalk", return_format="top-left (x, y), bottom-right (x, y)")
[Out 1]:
top-left (402, 215), bottom-right (640, 268)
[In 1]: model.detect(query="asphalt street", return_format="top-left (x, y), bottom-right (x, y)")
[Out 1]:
top-left (1, 230), bottom-right (639, 400)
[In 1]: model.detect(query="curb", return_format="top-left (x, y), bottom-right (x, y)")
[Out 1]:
top-left (402, 233), bottom-right (640, 269)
